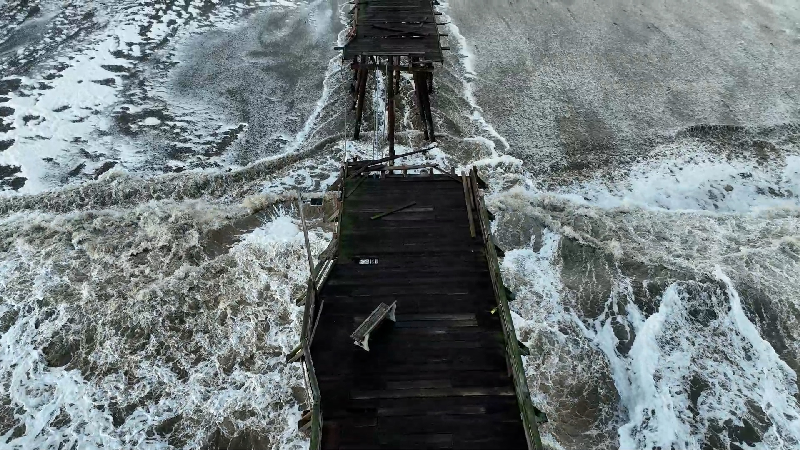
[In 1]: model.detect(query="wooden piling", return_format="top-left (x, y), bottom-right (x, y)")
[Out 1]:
top-left (413, 70), bottom-right (429, 140)
top-left (353, 57), bottom-right (369, 139)
top-left (394, 56), bottom-right (401, 94)
top-left (421, 72), bottom-right (436, 141)
top-left (387, 56), bottom-right (396, 162)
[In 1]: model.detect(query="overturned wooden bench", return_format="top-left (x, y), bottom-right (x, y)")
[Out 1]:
top-left (351, 301), bottom-right (397, 351)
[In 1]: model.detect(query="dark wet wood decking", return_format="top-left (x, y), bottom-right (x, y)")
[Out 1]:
top-left (343, 0), bottom-right (444, 62)
top-left (311, 175), bottom-right (527, 449)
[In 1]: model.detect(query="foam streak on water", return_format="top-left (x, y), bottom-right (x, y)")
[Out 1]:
top-left (437, 6), bottom-right (800, 450)
top-left (0, 202), bottom-right (331, 448)
top-left (437, 0), bottom-right (509, 157)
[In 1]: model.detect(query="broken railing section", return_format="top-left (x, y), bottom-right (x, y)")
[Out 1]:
top-left (284, 184), bottom-right (344, 450)
top-left (342, 147), bottom-right (461, 181)
top-left (464, 166), bottom-right (546, 450)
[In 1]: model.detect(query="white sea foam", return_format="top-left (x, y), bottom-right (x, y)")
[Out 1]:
top-left (1, 47), bottom-right (135, 194)
top-left (438, 0), bottom-right (510, 157)
top-left (501, 228), bottom-right (620, 449)
top-left (0, 204), bottom-right (330, 449)
top-left (0, 0), bottom-right (312, 195)
top-left (590, 270), bottom-right (800, 450)
top-left (552, 144), bottom-right (800, 213)
top-left (500, 213), bottom-right (800, 449)
top-left (439, 6), bottom-right (800, 445)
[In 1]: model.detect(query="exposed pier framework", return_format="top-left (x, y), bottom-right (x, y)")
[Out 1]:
top-left (341, 0), bottom-right (446, 161)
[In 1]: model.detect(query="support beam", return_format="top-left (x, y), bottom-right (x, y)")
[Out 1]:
top-left (387, 57), bottom-right (396, 162)
top-left (353, 57), bottom-right (369, 139)
top-left (420, 72), bottom-right (436, 141)
top-left (413, 70), bottom-right (429, 140)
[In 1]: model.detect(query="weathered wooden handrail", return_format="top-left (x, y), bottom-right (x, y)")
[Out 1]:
top-left (296, 276), bottom-right (323, 448)
top-left (303, 349), bottom-right (322, 446)
top-left (292, 191), bottom-right (340, 450)
top-left (470, 168), bottom-right (544, 450)
top-left (289, 169), bottom-right (348, 449)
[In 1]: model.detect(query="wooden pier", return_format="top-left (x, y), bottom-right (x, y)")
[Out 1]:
top-left (284, 1), bottom-right (543, 448)
top-left (288, 161), bottom-right (544, 450)
top-left (341, 0), bottom-right (446, 160)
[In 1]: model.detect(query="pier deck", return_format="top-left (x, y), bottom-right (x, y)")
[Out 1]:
top-left (343, 0), bottom-right (444, 62)
top-left (300, 167), bottom-right (541, 449)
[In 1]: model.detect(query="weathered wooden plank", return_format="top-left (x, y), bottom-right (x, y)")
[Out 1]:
top-left (350, 386), bottom-right (515, 400)
top-left (369, 201), bottom-right (417, 220)
top-left (316, 297), bottom-right (492, 316)
top-left (326, 274), bottom-right (488, 287)
top-left (377, 415), bottom-right (525, 434)
top-left (343, 0), bottom-right (444, 61)
top-left (373, 395), bottom-right (520, 412)
top-left (331, 265), bottom-right (489, 278)
top-left (323, 284), bottom-right (494, 297)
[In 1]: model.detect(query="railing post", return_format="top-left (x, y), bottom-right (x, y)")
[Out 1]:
top-left (297, 192), bottom-right (316, 283)
top-left (293, 191), bottom-right (326, 450)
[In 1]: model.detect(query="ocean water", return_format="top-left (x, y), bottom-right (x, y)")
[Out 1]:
top-left (1, 0), bottom-right (799, 449)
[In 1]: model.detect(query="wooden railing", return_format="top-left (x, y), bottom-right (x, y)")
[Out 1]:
top-left (297, 281), bottom-right (323, 449)
top-left (287, 186), bottom-right (342, 450)
top-left (468, 167), bottom-right (545, 450)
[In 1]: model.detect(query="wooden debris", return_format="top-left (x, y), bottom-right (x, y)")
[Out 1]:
top-left (348, 147), bottom-right (433, 179)
top-left (462, 173), bottom-right (476, 238)
top-left (370, 201), bottom-right (417, 220)
top-left (286, 344), bottom-right (303, 363)
top-left (351, 301), bottom-right (397, 351)
top-left (345, 175), bottom-right (367, 198)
